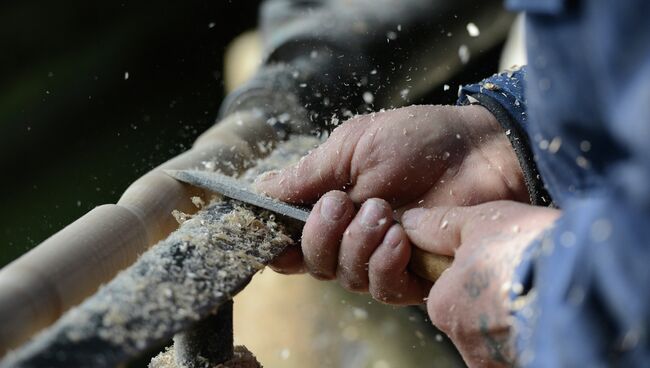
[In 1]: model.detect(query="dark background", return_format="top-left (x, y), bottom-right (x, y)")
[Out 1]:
top-left (0, 0), bottom-right (501, 267)
top-left (0, 1), bottom-right (262, 267)
top-left (0, 2), bottom-right (504, 366)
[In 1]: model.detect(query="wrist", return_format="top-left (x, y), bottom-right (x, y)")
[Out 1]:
top-left (457, 104), bottom-right (530, 203)
top-left (461, 94), bottom-right (551, 206)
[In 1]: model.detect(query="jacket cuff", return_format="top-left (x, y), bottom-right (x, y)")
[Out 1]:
top-left (466, 93), bottom-right (551, 206)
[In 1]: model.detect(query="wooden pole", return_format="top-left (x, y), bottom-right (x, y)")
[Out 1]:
top-left (0, 111), bottom-right (283, 353)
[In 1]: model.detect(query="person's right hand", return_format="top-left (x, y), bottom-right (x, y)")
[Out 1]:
top-left (255, 104), bottom-right (528, 276)
top-left (402, 201), bottom-right (560, 367)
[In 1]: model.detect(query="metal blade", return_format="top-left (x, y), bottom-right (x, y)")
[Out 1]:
top-left (166, 169), bottom-right (310, 223)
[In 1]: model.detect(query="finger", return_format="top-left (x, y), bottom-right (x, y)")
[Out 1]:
top-left (425, 266), bottom-right (459, 334)
top-left (425, 250), bottom-right (514, 367)
top-left (401, 207), bottom-right (470, 256)
top-left (336, 198), bottom-right (394, 292)
top-left (253, 123), bottom-right (364, 203)
top-left (368, 224), bottom-right (432, 305)
top-left (269, 246), bottom-right (305, 274)
top-left (301, 190), bottom-right (355, 279)
top-left (403, 202), bottom-right (560, 256)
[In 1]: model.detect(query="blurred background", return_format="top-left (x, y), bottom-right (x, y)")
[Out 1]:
top-left (0, 0), bottom-right (506, 267)
top-left (0, 1), bottom-right (259, 267)
top-left (1, 1), bottom-right (514, 366)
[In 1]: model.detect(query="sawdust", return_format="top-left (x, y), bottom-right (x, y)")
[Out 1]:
top-left (149, 345), bottom-right (261, 368)
top-left (191, 196), bottom-right (206, 209)
top-left (0, 135), bottom-right (322, 367)
top-left (172, 209), bottom-right (193, 224)
top-left (103, 201), bottom-right (293, 347)
top-left (1, 201), bottom-right (294, 367)
top-left (237, 135), bottom-right (321, 183)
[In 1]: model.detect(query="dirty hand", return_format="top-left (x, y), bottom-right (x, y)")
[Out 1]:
top-left (403, 201), bottom-right (560, 367)
top-left (254, 104), bottom-right (527, 276)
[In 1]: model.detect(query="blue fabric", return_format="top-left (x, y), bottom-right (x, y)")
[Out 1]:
top-left (458, 0), bottom-right (650, 366)
top-left (458, 67), bottom-right (529, 130)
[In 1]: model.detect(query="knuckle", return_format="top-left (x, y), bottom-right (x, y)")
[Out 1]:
top-left (336, 262), bottom-right (369, 292)
top-left (426, 295), bottom-right (465, 338)
top-left (348, 221), bottom-right (382, 241)
top-left (303, 250), bottom-right (336, 280)
top-left (368, 256), bottom-right (396, 284)
top-left (427, 301), bottom-right (454, 334)
top-left (426, 296), bottom-right (445, 321)
top-left (343, 114), bottom-right (371, 128)
top-left (369, 283), bottom-right (403, 304)
top-left (330, 121), bottom-right (351, 137)
top-left (369, 260), bottom-right (391, 278)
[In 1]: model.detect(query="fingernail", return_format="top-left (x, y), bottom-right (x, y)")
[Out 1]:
top-left (359, 199), bottom-right (385, 228)
top-left (383, 225), bottom-right (403, 248)
top-left (320, 196), bottom-right (346, 221)
top-left (402, 208), bottom-right (425, 230)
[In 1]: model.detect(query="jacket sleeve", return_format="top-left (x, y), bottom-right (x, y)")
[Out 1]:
top-left (510, 196), bottom-right (650, 367)
top-left (457, 67), bottom-right (551, 206)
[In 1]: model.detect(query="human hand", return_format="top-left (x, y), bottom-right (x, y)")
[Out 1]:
top-left (255, 105), bottom-right (527, 275)
top-left (402, 201), bottom-right (560, 367)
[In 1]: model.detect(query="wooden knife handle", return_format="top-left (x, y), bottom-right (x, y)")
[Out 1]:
top-left (409, 247), bottom-right (453, 283)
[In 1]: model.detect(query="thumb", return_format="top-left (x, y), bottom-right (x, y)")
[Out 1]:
top-left (401, 201), bottom-right (558, 257)
top-left (400, 206), bottom-right (475, 257)
top-left (254, 127), bottom-right (359, 203)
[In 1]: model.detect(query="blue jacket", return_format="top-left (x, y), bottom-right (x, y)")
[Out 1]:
top-left (459, 0), bottom-right (650, 366)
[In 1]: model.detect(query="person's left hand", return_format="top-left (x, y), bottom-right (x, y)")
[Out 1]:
top-left (401, 201), bottom-right (560, 367)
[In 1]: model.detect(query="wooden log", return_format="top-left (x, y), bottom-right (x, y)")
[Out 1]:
top-left (0, 199), bottom-right (296, 367)
top-left (0, 111), bottom-right (285, 353)
top-left (0, 204), bottom-right (148, 353)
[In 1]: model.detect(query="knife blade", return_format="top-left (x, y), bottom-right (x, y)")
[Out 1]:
top-left (166, 169), bottom-right (311, 222)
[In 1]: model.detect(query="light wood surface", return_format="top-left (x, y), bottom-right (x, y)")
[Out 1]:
top-left (0, 111), bottom-right (279, 353)
top-left (410, 248), bottom-right (453, 283)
